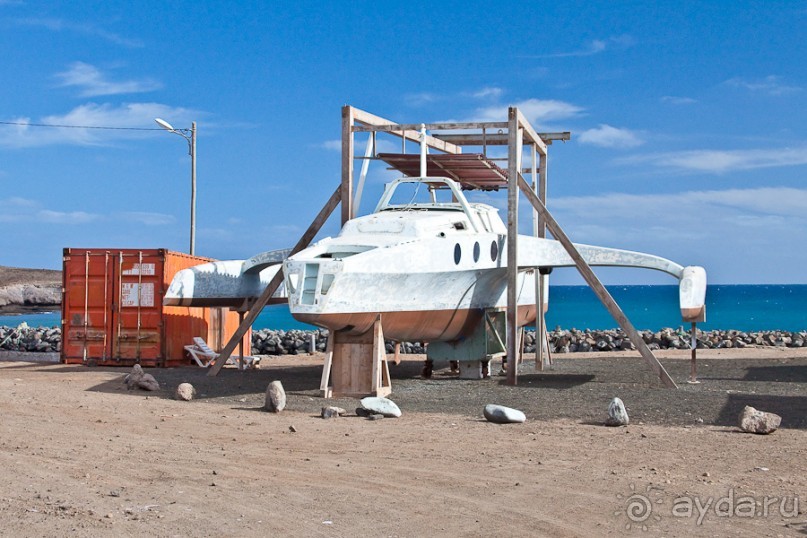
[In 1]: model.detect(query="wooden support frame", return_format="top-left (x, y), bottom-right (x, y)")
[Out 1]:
top-left (516, 174), bottom-right (677, 388)
top-left (320, 316), bottom-right (391, 398)
top-left (207, 184), bottom-right (343, 377)
top-left (207, 104), bottom-right (676, 393)
top-left (506, 108), bottom-right (526, 385)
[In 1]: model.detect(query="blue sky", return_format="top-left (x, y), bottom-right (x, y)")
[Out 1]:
top-left (1, 1), bottom-right (805, 284)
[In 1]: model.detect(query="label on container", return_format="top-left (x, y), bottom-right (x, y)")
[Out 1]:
top-left (122, 263), bottom-right (156, 276)
top-left (121, 282), bottom-right (155, 307)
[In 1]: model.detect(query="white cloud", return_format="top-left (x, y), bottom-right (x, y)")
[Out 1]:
top-left (530, 35), bottom-right (635, 59)
top-left (37, 209), bottom-right (98, 224)
top-left (660, 95), bottom-right (697, 105)
top-left (3, 197), bottom-right (37, 208)
top-left (56, 62), bottom-right (161, 97)
top-left (724, 75), bottom-right (802, 96)
top-left (268, 223), bottom-right (302, 235)
top-left (618, 145), bottom-right (807, 174)
top-left (321, 136), bottom-right (399, 154)
top-left (474, 98), bottom-right (584, 125)
top-left (552, 187), bottom-right (807, 222)
top-left (471, 87), bottom-right (503, 100)
top-left (404, 92), bottom-right (439, 107)
top-left (119, 211), bottom-right (176, 226)
top-left (0, 198), bottom-right (102, 224)
top-left (12, 17), bottom-right (143, 47)
top-left (0, 198), bottom-right (179, 226)
top-left (578, 124), bottom-right (643, 148)
top-left (0, 102), bottom-right (198, 148)
top-left (544, 187), bottom-right (807, 283)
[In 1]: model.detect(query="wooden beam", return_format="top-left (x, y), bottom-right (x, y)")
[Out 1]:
top-left (208, 185), bottom-right (343, 377)
top-left (514, 108), bottom-right (547, 155)
top-left (516, 174), bottom-right (678, 388)
top-left (432, 132), bottom-right (571, 147)
top-left (353, 125), bottom-right (459, 154)
top-left (353, 121), bottom-right (509, 131)
top-left (348, 107), bottom-right (462, 154)
top-left (506, 107), bottom-right (520, 386)
top-left (342, 105), bottom-right (354, 224)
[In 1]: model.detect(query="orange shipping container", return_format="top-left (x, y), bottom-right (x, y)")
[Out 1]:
top-left (61, 248), bottom-right (250, 367)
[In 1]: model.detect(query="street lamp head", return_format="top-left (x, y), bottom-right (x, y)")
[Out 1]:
top-left (154, 118), bottom-right (175, 131)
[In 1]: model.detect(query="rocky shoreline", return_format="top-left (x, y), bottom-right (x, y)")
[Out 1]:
top-left (3, 324), bottom-right (805, 355)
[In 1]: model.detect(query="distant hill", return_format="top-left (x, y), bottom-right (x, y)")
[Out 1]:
top-left (0, 266), bottom-right (61, 313)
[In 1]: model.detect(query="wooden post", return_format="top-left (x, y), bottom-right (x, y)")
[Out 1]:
top-left (531, 144), bottom-right (543, 371)
top-left (689, 322), bottom-right (699, 383)
top-left (506, 107), bottom-right (520, 385)
top-left (517, 174), bottom-right (678, 388)
top-left (341, 105), bottom-right (354, 225)
top-left (537, 144), bottom-right (549, 370)
top-left (207, 184), bottom-right (343, 377)
top-left (320, 334), bottom-right (333, 398)
top-left (238, 311), bottom-right (245, 371)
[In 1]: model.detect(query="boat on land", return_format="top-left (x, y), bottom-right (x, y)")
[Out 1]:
top-left (164, 175), bottom-right (707, 343)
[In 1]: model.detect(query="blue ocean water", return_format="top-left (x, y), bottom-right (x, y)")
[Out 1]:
top-left (2, 285), bottom-right (805, 332)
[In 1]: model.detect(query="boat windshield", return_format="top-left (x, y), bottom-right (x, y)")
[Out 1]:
top-left (376, 178), bottom-right (464, 212)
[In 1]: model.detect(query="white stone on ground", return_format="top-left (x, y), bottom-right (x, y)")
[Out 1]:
top-left (265, 380), bottom-right (286, 412)
top-left (483, 404), bottom-right (526, 424)
top-left (175, 383), bottom-right (196, 401)
top-left (360, 397), bottom-right (401, 418)
top-left (321, 406), bottom-right (346, 419)
top-left (605, 397), bottom-right (629, 426)
top-left (738, 405), bottom-right (781, 434)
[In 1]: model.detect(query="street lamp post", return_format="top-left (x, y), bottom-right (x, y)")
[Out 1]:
top-left (155, 118), bottom-right (197, 256)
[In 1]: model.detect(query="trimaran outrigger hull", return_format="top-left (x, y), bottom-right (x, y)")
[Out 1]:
top-left (164, 176), bottom-right (707, 343)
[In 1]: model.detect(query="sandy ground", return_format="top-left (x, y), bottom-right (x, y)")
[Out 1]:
top-left (0, 349), bottom-right (805, 537)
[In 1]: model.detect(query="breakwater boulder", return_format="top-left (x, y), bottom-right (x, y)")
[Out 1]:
top-left (250, 327), bottom-right (807, 355)
top-left (251, 328), bottom-right (330, 355)
top-left (3, 324), bottom-right (806, 355)
top-left (0, 322), bottom-right (61, 352)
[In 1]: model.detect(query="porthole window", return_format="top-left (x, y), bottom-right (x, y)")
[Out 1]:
top-left (454, 243), bottom-right (462, 265)
top-left (490, 240), bottom-right (498, 261)
top-left (473, 242), bottom-right (480, 262)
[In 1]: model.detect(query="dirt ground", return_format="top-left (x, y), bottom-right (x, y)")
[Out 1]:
top-left (0, 349), bottom-right (805, 537)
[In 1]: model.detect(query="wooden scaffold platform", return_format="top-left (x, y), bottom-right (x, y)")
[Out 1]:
top-left (207, 105), bottom-right (679, 392)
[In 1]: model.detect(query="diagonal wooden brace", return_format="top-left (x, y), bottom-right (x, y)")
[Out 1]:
top-left (516, 174), bottom-right (678, 389)
top-left (207, 184), bottom-right (343, 377)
